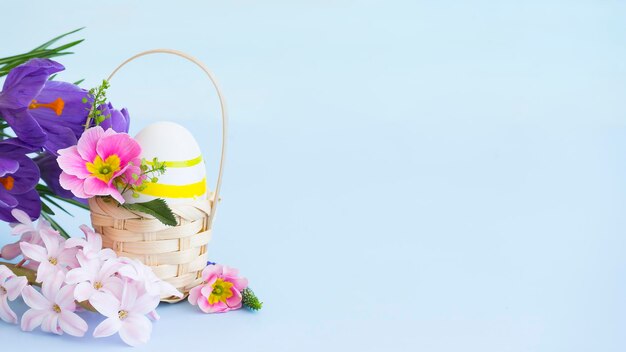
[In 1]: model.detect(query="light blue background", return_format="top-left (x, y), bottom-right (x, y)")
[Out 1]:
top-left (0, 0), bottom-right (625, 351)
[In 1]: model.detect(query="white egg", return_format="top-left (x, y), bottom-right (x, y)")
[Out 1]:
top-left (124, 121), bottom-right (207, 205)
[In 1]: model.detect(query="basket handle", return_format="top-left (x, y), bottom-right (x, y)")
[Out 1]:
top-left (107, 49), bottom-right (228, 229)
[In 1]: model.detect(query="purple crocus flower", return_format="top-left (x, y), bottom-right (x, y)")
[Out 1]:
top-left (0, 139), bottom-right (41, 222)
top-left (95, 102), bottom-right (130, 133)
top-left (0, 58), bottom-right (91, 155)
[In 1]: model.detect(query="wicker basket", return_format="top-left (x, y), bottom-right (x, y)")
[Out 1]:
top-left (89, 49), bottom-right (228, 303)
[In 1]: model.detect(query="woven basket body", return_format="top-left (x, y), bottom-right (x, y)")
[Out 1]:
top-left (89, 197), bottom-right (213, 302)
top-left (89, 49), bottom-right (228, 303)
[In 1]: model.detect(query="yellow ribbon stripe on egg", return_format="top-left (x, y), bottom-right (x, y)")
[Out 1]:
top-left (144, 155), bottom-right (203, 168)
top-left (140, 156), bottom-right (206, 198)
top-left (140, 177), bottom-right (207, 198)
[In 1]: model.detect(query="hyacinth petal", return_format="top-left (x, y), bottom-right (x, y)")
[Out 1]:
top-left (65, 267), bottom-right (91, 285)
top-left (21, 286), bottom-right (48, 310)
top-left (57, 146), bottom-right (90, 178)
top-left (132, 293), bottom-right (159, 316)
top-left (0, 298), bottom-right (17, 324)
top-left (56, 284), bottom-right (77, 310)
top-left (59, 311), bottom-right (88, 337)
top-left (101, 276), bottom-right (123, 298)
top-left (10, 208), bottom-right (32, 225)
top-left (64, 237), bottom-right (86, 250)
top-left (148, 310), bottom-right (160, 321)
top-left (119, 314), bottom-right (152, 347)
top-left (96, 133), bottom-right (141, 167)
top-left (21, 309), bottom-right (46, 331)
top-left (4, 275), bottom-right (27, 301)
top-left (0, 265), bottom-right (15, 282)
top-left (59, 172), bottom-right (90, 198)
top-left (19, 242), bottom-right (47, 262)
top-left (90, 292), bottom-right (120, 318)
top-left (93, 317), bottom-right (121, 338)
top-left (42, 313), bottom-right (60, 334)
top-left (40, 229), bottom-right (60, 256)
top-left (73, 282), bottom-right (94, 302)
top-left (43, 271), bottom-right (66, 301)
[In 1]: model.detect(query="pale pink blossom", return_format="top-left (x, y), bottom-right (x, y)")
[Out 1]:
top-left (65, 225), bottom-right (116, 260)
top-left (0, 209), bottom-right (50, 260)
top-left (188, 264), bottom-right (248, 313)
top-left (91, 280), bottom-right (159, 346)
top-left (21, 271), bottom-right (88, 337)
top-left (66, 254), bottom-right (123, 302)
top-left (20, 228), bottom-right (78, 283)
top-left (117, 257), bottom-right (182, 299)
top-left (0, 265), bottom-right (27, 324)
top-left (57, 126), bottom-right (142, 204)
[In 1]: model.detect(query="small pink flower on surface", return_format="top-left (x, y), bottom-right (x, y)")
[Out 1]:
top-left (66, 253), bottom-right (123, 302)
top-left (1, 209), bottom-right (50, 260)
top-left (19, 228), bottom-right (78, 283)
top-left (0, 265), bottom-right (27, 324)
top-left (117, 257), bottom-right (182, 299)
top-left (188, 264), bottom-right (248, 313)
top-left (21, 271), bottom-right (88, 337)
top-left (57, 126), bottom-right (141, 204)
top-left (91, 280), bottom-right (159, 347)
top-left (65, 225), bottom-right (116, 260)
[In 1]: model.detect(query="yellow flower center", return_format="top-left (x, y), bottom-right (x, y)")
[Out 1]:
top-left (93, 282), bottom-right (103, 290)
top-left (48, 257), bottom-right (58, 265)
top-left (86, 155), bottom-right (121, 183)
top-left (52, 304), bottom-right (61, 313)
top-left (0, 176), bottom-right (14, 191)
top-left (208, 278), bottom-right (234, 305)
top-left (118, 310), bottom-right (128, 320)
top-left (28, 98), bottom-right (65, 116)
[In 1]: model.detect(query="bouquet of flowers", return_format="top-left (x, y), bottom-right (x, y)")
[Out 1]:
top-left (0, 29), bottom-right (261, 346)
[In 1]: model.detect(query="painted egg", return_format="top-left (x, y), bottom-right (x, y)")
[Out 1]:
top-left (124, 121), bottom-right (207, 205)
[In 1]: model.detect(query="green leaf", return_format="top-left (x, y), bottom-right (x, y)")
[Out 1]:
top-left (241, 288), bottom-right (263, 311)
top-left (122, 199), bottom-right (177, 226)
top-left (41, 212), bottom-right (70, 239)
top-left (41, 196), bottom-right (73, 216)
top-left (41, 201), bottom-right (55, 215)
top-left (31, 27), bottom-right (84, 51)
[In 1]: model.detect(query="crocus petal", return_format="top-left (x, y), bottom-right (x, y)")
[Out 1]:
top-left (21, 309), bottom-right (47, 331)
top-left (90, 292), bottom-right (120, 318)
top-left (4, 275), bottom-right (27, 300)
top-left (76, 126), bottom-right (104, 162)
top-left (57, 146), bottom-right (90, 178)
top-left (0, 157), bottom-right (19, 177)
top-left (0, 58), bottom-right (64, 107)
top-left (0, 298), bottom-right (17, 324)
top-left (0, 190), bottom-right (18, 208)
top-left (0, 109), bottom-right (47, 148)
top-left (19, 242), bottom-right (47, 262)
top-left (93, 317), bottom-right (121, 338)
top-left (119, 314), bottom-right (152, 347)
top-left (0, 265), bottom-right (14, 282)
top-left (59, 311), bottom-right (88, 337)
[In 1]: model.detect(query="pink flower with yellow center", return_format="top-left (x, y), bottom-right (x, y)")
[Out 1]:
top-left (188, 264), bottom-right (248, 313)
top-left (57, 126), bottom-right (141, 203)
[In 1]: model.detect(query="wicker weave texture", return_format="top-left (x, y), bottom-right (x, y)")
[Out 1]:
top-left (89, 197), bottom-right (213, 302)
